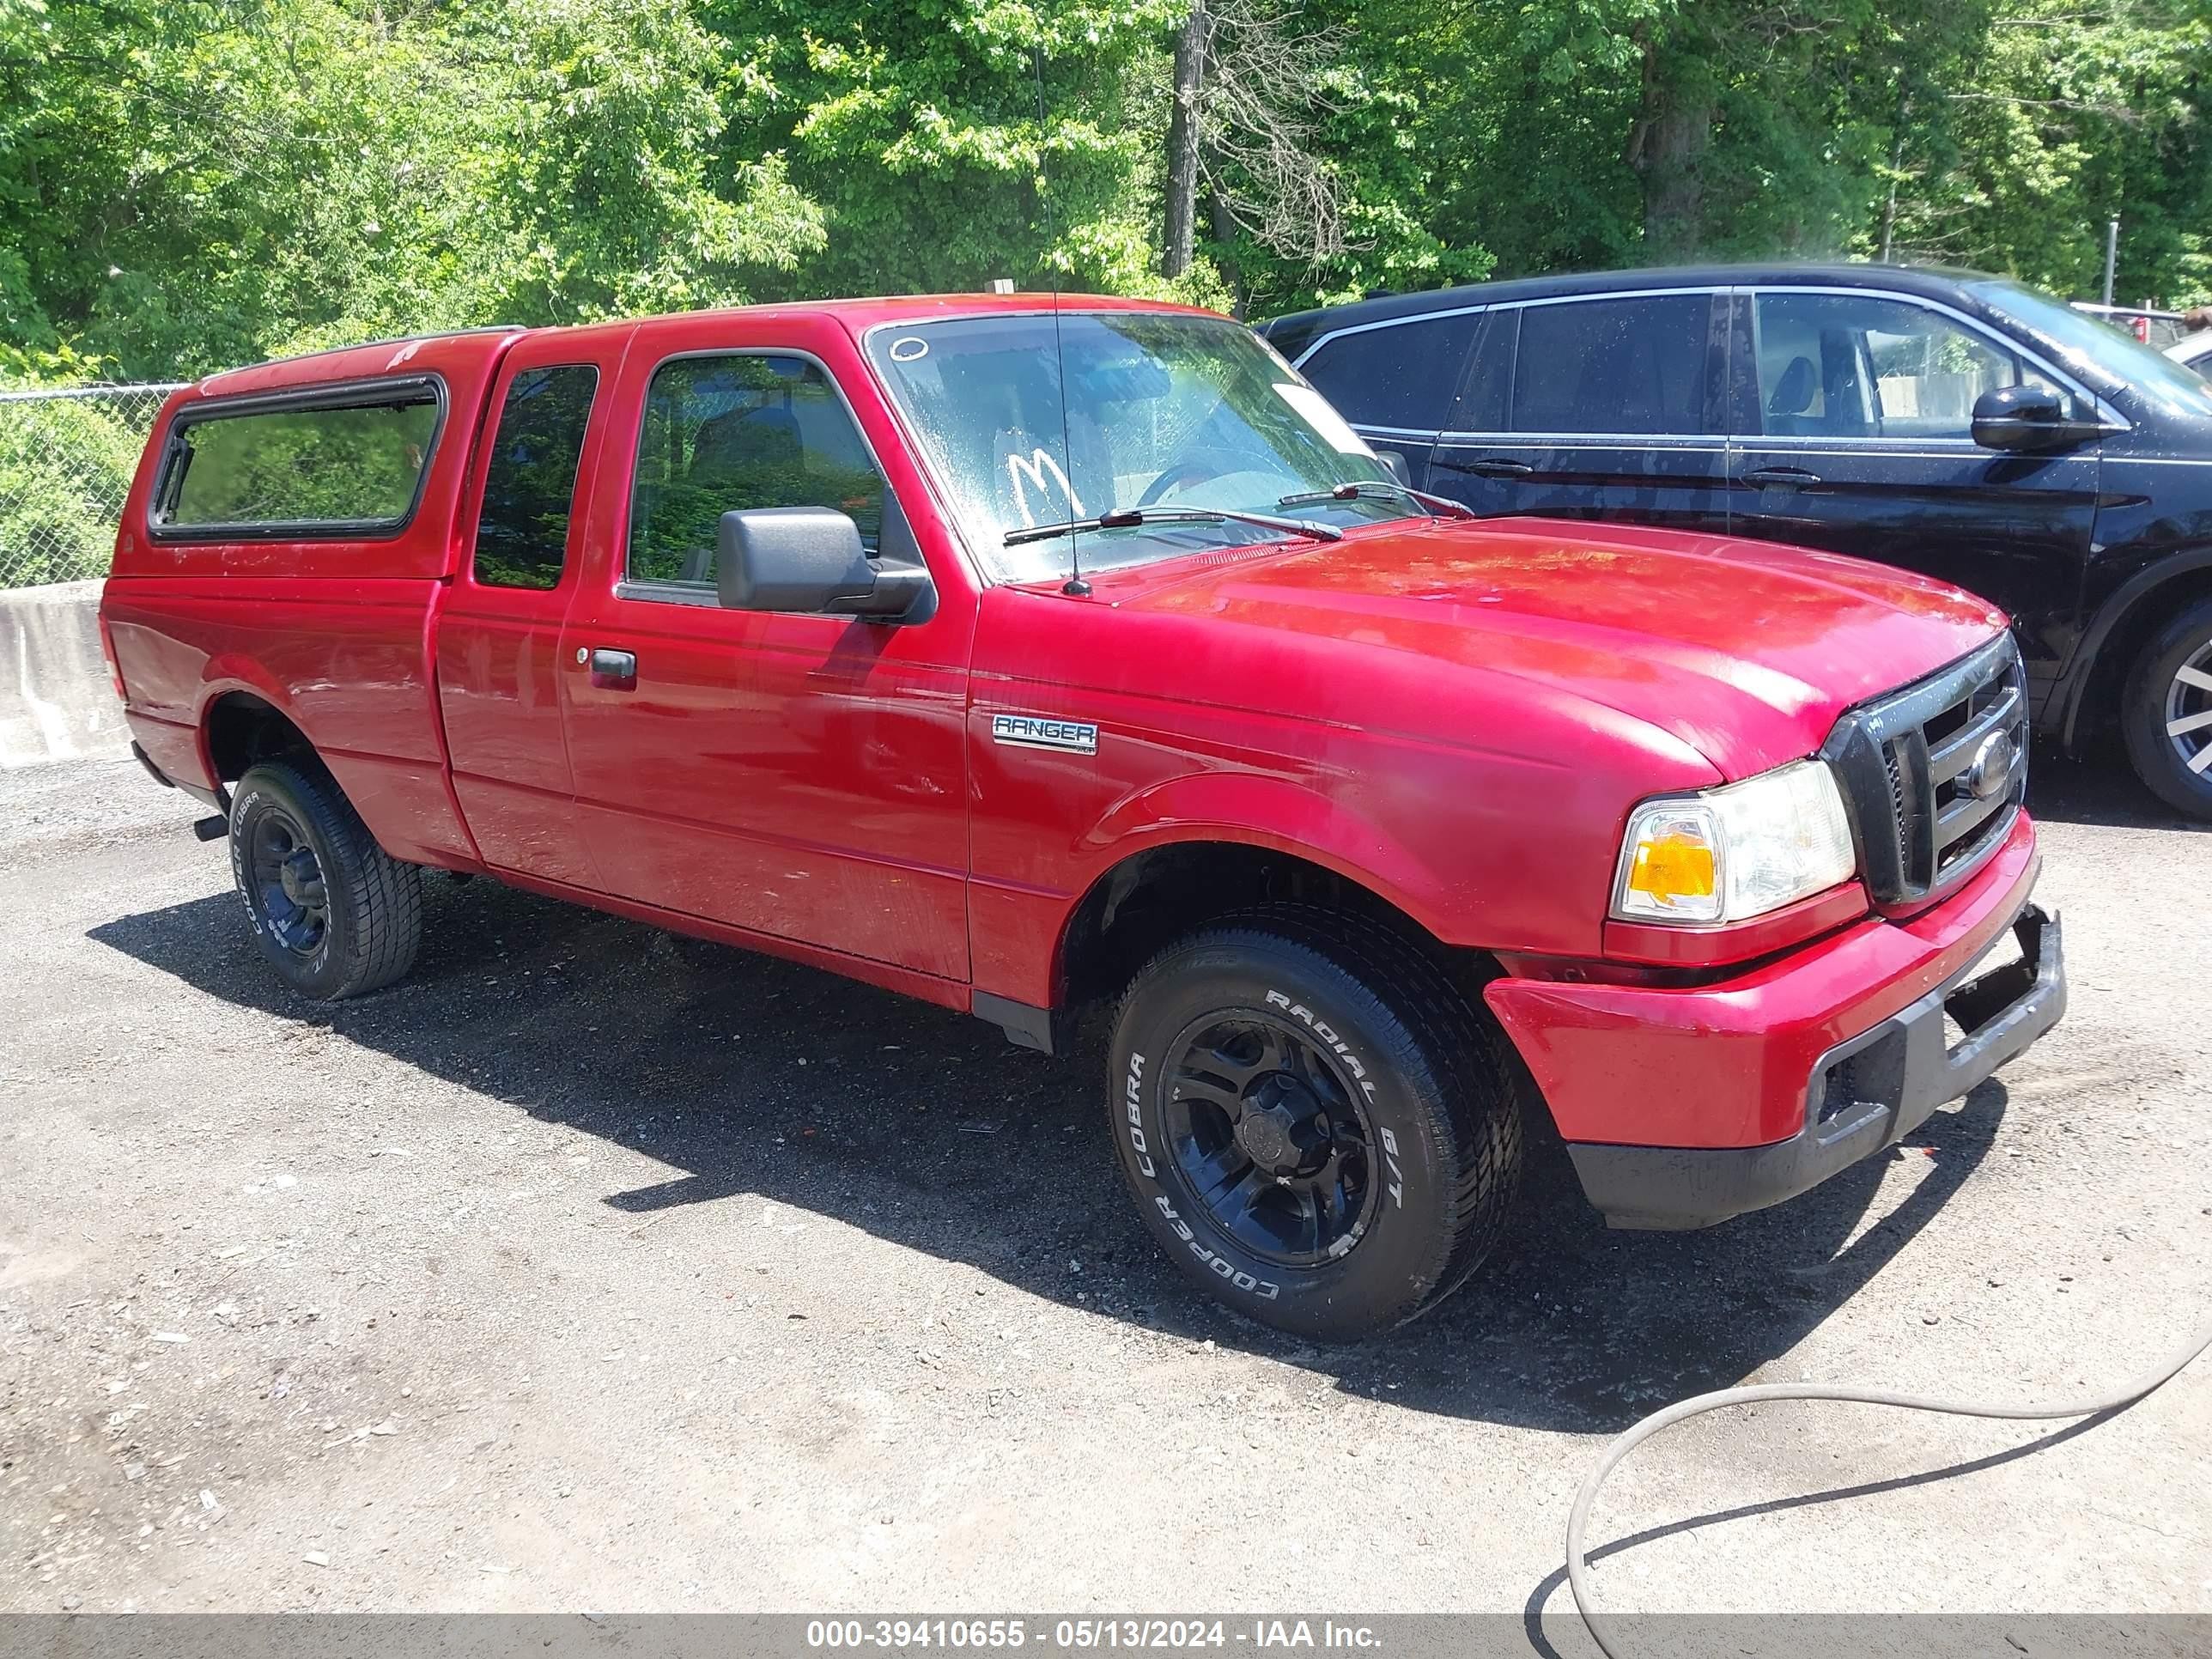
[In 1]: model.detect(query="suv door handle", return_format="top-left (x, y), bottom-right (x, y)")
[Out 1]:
top-left (1741, 465), bottom-right (1822, 489)
top-left (583, 647), bottom-right (637, 688)
top-left (1450, 458), bottom-right (1534, 479)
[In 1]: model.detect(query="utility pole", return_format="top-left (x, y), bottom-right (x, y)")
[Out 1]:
top-left (2103, 218), bottom-right (2119, 307)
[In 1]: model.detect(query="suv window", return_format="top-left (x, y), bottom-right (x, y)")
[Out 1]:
top-left (628, 355), bottom-right (884, 586)
top-left (1297, 313), bottom-right (1473, 432)
top-left (1511, 295), bottom-right (1712, 435)
top-left (158, 387), bottom-right (440, 534)
top-left (472, 366), bottom-right (598, 591)
top-left (1752, 292), bottom-right (2055, 440)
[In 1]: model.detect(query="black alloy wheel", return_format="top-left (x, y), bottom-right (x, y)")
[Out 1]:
top-left (1106, 905), bottom-right (1523, 1341)
top-left (228, 758), bottom-right (423, 1000)
top-left (1163, 1011), bottom-right (1381, 1267)
top-left (244, 805), bottom-right (331, 957)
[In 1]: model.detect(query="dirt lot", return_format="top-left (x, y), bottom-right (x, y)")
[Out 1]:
top-left (3, 749), bottom-right (2209, 1632)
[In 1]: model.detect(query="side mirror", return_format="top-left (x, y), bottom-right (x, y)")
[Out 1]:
top-left (1971, 384), bottom-right (2099, 453)
top-left (715, 507), bottom-right (928, 620)
top-left (1373, 449), bottom-right (1412, 485)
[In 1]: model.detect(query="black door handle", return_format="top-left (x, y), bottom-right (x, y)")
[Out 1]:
top-left (1450, 458), bottom-right (1534, 479)
top-left (1741, 465), bottom-right (1822, 489)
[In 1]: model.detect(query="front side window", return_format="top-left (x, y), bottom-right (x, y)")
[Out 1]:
top-left (628, 355), bottom-right (885, 586)
top-left (866, 312), bottom-right (1401, 583)
top-left (1510, 294), bottom-right (1714, 436)
top-left (472, 365), bottom-right (598, 591)
top-left (158, 388), bottom-right (440, 533)
top-left (1752, 292), bottom-right (2054, 441)
top-left (1297, 313), bottom-right (1473, 432)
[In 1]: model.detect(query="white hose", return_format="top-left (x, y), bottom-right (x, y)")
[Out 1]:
top-left (1565, 1312), bottom-right (2212, 1659)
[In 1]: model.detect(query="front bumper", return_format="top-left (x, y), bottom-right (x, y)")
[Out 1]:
top-left (1565, 903), bottom-right (2063, 1228)
top-left (1486, 811), bottom-right (2065, 1230)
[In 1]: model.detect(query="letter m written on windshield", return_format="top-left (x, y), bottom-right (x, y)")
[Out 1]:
top-left (1005, 446), bottom-right (1083, 526)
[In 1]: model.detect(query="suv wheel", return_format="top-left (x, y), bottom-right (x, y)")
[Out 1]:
top-left (229, 759), bottom-right (423, 999)
top-left (2123, 597), bottom-right (2212, 821)
top-left (1106, 906), bottom-right (1522, 1342)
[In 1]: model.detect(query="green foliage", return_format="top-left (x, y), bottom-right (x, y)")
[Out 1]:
top-left (0, 0), bottom-right (2205, 380)
top-left (0, 394), bottom-right (147, 584)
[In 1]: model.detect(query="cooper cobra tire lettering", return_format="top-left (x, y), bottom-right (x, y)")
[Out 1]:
top-left (1123, 1051), bottom-right (1155, 1176)
top-left (1152, 1194), bottom-right (1279, 1299)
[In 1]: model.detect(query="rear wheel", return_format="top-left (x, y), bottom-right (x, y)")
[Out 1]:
top-left (2122, 597), bottom-right (2212, 821)
top-left (228, 760), bottom-right (422, 999)
top-left (1106, 907), bottom-right (1522, 1342)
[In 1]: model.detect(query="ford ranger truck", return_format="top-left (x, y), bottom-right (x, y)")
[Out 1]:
top-left (100, 296), bottom-right (2067, 1341)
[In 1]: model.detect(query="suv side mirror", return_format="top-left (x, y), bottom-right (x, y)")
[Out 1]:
top-left (1971, 384), bottom-right (2100, 453)
top-left (715, 506), bottom-right (930, 621)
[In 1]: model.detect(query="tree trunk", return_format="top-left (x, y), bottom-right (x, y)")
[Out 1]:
top-left (1877, 98), bottom-right (1908, 263)
top-left (1629, 33), bottom-right (1710, 260)
top-left (1208, 184), bottom-right (1243, 317)
top-left (1162, 3), bottom-right (1210, 279)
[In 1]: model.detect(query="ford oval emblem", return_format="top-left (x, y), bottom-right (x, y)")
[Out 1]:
top-left (1965, 730), bottom-right (2014, 800)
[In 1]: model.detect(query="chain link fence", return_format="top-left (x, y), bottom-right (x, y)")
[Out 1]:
top-left (0, 384), bottom-right (185, 589)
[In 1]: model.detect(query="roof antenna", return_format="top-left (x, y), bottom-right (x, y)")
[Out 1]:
top-left (1030, 40), bottom-right (1089, 598)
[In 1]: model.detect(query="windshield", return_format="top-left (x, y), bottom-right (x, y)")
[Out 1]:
top-left (865, 311), bottom-right (1403, 582)
top-left (1968, 280), bottom-right (2212, 422)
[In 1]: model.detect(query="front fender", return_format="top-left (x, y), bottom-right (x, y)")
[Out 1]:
top-left (1079, 769), bottom-right (1462, 944)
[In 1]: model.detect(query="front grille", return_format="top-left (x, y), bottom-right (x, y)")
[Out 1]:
top-left (1820, 635), bottom-right (2028, 912)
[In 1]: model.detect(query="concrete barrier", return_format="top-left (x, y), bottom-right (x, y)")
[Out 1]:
top-left (1, 580), bottom-right (120, 769)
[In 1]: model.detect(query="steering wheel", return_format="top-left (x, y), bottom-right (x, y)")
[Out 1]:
top-left (1134, 449), bottom-right (1249, 508)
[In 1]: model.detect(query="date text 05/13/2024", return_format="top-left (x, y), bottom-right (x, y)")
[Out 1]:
top-left (804, 1620), bottom-right (1382, 1650)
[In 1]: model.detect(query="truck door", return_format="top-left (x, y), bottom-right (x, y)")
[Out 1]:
top-left (556, 329), bottom-right (975, 984)
top-left (435, 326), bottom-right (629, 887)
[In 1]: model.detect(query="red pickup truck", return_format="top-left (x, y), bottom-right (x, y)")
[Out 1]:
top-left (100, 295), bottom-right (2065, 1340)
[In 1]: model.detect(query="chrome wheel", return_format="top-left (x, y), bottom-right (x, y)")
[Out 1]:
top-left (2163, 644), bottom-right (2212, 777)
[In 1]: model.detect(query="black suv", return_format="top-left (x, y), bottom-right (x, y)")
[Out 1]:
top-left (1261, 264), bottom-right (2212, 819)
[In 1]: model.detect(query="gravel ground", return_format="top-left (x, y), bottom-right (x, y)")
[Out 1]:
top-left (3, 748), bottom-right (2209, 1633)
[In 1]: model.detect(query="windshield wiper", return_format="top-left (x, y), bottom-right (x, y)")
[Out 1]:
top-left (1278, 479), bottom-right (1478, 520)
top-left (1004, 505), bottom-right (1344, 549)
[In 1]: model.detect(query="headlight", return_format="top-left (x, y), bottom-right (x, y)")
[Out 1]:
top-left (1612, 759), bottom-right (1856, 925)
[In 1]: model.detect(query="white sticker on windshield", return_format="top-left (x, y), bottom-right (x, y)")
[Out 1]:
top-left (1273, 381), bottom-right (1375, 457)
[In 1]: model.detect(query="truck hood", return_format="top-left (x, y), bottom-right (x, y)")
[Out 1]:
top-left (1092, 516), bottom-right (2009, 779)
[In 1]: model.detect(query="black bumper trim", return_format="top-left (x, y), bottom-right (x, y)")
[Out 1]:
top-left (1567, 902), bottom-right (2066, 1231)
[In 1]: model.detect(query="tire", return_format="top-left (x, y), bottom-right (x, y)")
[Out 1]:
top-left (1106, 905), bottom-right (1522, 1342)
top-left (2121, 597), bottom-right (2212, 821)
top-left (228, 759), bottom-right (422, 1000)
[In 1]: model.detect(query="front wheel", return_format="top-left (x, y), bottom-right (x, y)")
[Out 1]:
top-left (228, 759), bottom-right (422, 999)
top-left (1107, 908), bottom-right (1522, 1341)
top-left (2122, 597), bottom-right (2212, 821)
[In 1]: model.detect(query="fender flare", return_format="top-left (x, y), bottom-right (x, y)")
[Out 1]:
top-left (192, 661), bottom-right (318, 779)
top-left (1052, 769), bottom-right (1466, 991)
top-left (2057, 547), bottom-right (2212, 748)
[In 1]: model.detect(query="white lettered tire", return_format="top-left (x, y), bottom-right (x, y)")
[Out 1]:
top-left (1107, 906), bottom-right (1522, 1341)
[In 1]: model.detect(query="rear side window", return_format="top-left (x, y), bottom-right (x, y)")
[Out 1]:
top-left (1297, 313), bottom-right (1473, 432)
top-left (628, 354), bottom-right (884, 586)
top-left (157, 384), bottom-right (441, 535)
top-left (472, 366), bottom-right (599, 590)
top-left (1511, 295), bottom-right (1713, 435)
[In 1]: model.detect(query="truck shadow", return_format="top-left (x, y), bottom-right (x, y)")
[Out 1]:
top-left (89, 878), bottom-right (2006, 1435)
